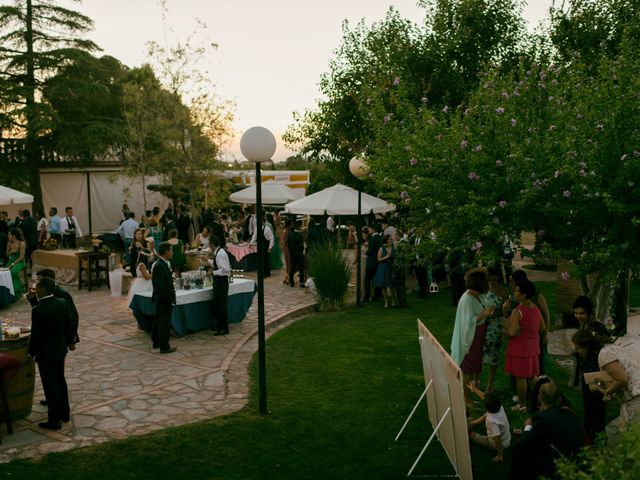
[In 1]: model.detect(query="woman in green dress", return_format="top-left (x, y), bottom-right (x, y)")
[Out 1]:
top-left (265, 213), bottom-right (283, 270)
top-left (6, 228), bottom-right (27, 294)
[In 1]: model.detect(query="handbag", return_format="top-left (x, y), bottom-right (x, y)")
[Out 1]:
top-left (583, 371), bottom-right (613, 393)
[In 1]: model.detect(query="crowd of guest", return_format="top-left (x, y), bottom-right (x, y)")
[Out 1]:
top-left (448, 266), bottom-right (640, 478)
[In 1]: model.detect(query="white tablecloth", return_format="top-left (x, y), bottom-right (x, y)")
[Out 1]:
top-left (134, 277), bottom-right (255, 305)
top-left (0, 269), bottom-right (15, 296)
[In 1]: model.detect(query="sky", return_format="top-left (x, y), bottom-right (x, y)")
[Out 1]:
top-left (69, 0), bottom-right (554, 162)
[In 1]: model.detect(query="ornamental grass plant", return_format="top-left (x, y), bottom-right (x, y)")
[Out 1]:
top-left (307, 242), bottom-right (352, 311)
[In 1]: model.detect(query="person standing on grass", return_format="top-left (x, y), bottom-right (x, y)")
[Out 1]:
top-left (481, 272), bottom-right (507, 394)
top-left (450, 268), bottom-right (493, 409)
top-left (151, 243), bottom-right (177, 354)
top-left (208, 235), bottom-right (231, 336)
top-left (504, 280), bottom-right (541, 413)
top-left (28, 277), bottom-right (75, 430)
top-left (287, 220), bottom-right (305, 288)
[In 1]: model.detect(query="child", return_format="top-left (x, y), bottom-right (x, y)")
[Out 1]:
top-left (467, 382), bottom-right (511, 462)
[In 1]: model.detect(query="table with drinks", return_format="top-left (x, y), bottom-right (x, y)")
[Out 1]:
top-left (128, 272), bottom-right (256, 336)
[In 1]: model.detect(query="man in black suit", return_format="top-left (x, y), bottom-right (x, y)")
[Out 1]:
top-left (21, 209), bottom-right (38, 266)
top-left (305, 216), bottom-right (327, 255)
top-left (0, 230), bottom-right (7, 266)
top-left (210, 214), bottom-right (226, 249)
top-left (34, 269), bottom-right (80, 348)
top-left (509, 382), bottom-right (585, 480)
top-left (287, 219), bottom-right (305, 288)
top-left (161, 213), bottom-right (176, 242)
top-left (28, 277), bottom-right (75, 430)
top-left (151, 242), bottom-right (177, 354)
top-left (363, 226), bottom-right (381, 302)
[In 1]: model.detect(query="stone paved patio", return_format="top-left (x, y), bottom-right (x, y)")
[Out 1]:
top-left (0, 272), bottom-right (315, 462)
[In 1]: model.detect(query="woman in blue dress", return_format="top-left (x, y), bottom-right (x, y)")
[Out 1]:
top-left (375, 234), bottom-right (395, 307)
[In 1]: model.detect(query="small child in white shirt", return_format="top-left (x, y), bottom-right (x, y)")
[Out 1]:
top-left (467, 382), bottom-right (511, 462)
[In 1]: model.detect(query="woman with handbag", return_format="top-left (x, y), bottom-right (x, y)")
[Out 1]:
top-left (572, 329), bottom-right (640, 447)
top-left (503, 279), bottom-right (541, 413)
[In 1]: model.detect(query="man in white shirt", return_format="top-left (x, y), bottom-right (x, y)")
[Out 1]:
top-left (208, 234), bottom-right (231, 335)
top-left (59, 207), bottom-right (82, 249)
top-left (250, 216), bottom-right (274, 277)
top-left (117, 212), bottom-right (139, 265)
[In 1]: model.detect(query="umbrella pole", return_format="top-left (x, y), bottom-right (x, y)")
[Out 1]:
top-left (356, 189), bottom-right (362, 307)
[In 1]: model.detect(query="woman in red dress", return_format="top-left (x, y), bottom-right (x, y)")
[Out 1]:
top-left (504, 279), bottom-right (541, 412)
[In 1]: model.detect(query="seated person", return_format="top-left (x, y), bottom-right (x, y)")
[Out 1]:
top-left (5, 228), bottom-right (26, 294)
top-left (510, 382), bottom-right (585, 480)
top-left (194, 226), bottom-right (212, 250)
top-left (467, 382), bottom-right (511, 462)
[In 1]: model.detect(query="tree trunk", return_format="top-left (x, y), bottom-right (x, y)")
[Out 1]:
top-left (580, 272), bottom-right (614, 323)
top-left (612, 268), bottom-right (629, 335)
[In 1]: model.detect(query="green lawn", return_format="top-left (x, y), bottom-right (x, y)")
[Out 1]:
top-left (3, 282), bottom-right (581, 480)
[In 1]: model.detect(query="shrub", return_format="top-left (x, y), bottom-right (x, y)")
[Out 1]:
top-left (555, 422), bottom-right (640, 480)
top-left (307, 243), bottom-right (352, 311)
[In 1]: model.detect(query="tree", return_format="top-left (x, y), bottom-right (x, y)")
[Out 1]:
top-left (43, 54), bottom-right (129, 162)
top-left (0, 0), bottom-right (99, 212)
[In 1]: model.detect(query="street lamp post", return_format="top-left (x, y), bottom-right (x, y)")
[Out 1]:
top-left (349, 157), bottom-right (370, 307)
top-left (240, 126), bottom-right (277, 415)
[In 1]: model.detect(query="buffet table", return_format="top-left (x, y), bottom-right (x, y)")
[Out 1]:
top-left (31, 249), bottom-right (79, 286)
top-left (0, 269), bottom-right (15, 305)
top-left (226, 244), bottom-right (258, 271)
top-left (129, 278), bottom-right (256, 336)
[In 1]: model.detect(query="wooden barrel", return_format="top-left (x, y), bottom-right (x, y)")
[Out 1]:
top-left (0, 333), bottom-right (35, 421)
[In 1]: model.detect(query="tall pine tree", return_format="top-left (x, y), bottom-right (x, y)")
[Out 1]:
top-left (0, 0), bottom-right (98, 211)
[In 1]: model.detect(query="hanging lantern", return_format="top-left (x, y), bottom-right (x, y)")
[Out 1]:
top-left (429, 280), bottom-right (439, 293)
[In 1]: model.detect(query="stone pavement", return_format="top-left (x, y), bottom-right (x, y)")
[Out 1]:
top-left (0, 271), bottom-right (315, 463)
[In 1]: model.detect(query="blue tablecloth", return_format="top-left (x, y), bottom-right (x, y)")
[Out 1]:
top-left (129, 278), bottom-right (256, 335)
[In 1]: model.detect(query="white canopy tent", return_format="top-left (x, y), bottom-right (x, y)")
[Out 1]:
top-left (229, 181), bottom-right (304, 205)
top-left (284, 183), bottom-right (395, 215)
top-left (0, 186), bottom-right (34, 205)
top-left (0, 185), bottom-right (34, 220)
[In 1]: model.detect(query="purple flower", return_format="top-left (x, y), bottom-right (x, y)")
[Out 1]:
top-left (579, 169), bottom-right (587, 177)
top-left (474, 144), bottom-right (483, 152)
top-left (533, 180), bottom-right (542, 189)
top-left (460, 140), bottom-right (468, 149)
top-left (621, 154), bottom-right (628, 161)
top-left (561, 271), bottom-right (570, 281)
top-left (468, 171), bottom-right (480, 181)
top-left (400, 191), bottom-right (409, 199)
top-left (471, 241), bottom-right (483, 251)
top-left (502, 92), bottom-right (510, 99)
top-left (496, 160), bottom-right (503, 167)
top-left (393, 77), bottom-right (400, 86)
top-left (410, 157), bottom-right (418, 166)
top-left (442, 105), bottom-right (449, 113)
top-left (554, 170), bottom-right (560, 178)
top-left (511, 118), bottom-right (517, 126)
top-left (383, 115), bottom-right (391, 124)
top-left (551, 79), bottom-right (558, 86)
top-left (563, 190), bottom-right (571, 197)
top-left (496, 107), bottom-right (505, 114)
top-left (519, 80), bottom-right (525, 86)
top-left (498, 200), bottom-right (507, 208)
top-left (540, 71), bottom-right (547, 80)
top-left (528, 127), bottom-right (535, 133)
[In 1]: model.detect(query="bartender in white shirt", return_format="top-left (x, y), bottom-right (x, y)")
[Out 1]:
top-left (59, 206), bottom-right (82, 249)
top-left (207, 234), bottom-right (231, 336)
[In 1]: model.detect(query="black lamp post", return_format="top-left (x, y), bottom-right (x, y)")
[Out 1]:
top-left (349, 157), bottom-right (370, 307)
top-left (240, 126), bottom-right (277, 415)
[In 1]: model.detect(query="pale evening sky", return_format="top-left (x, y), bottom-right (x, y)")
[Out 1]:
top-left (66, 0), bottom-right (554, 162)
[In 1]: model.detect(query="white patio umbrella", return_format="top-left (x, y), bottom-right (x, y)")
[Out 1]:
top-left (229, 181), bottom-right (304, 205)
top-left (284, 183), bottom-right (395, 215)
top-left (0, 185), bottom-right (34, 205)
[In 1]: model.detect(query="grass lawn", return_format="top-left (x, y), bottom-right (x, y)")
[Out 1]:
top-left (3, 281), bottom-right (582, 480)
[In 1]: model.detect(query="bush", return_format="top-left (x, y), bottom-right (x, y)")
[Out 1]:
top-left (307, 243), bottom-right (352, 311)
top-left (555, 423), bottom-right (640, 480)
